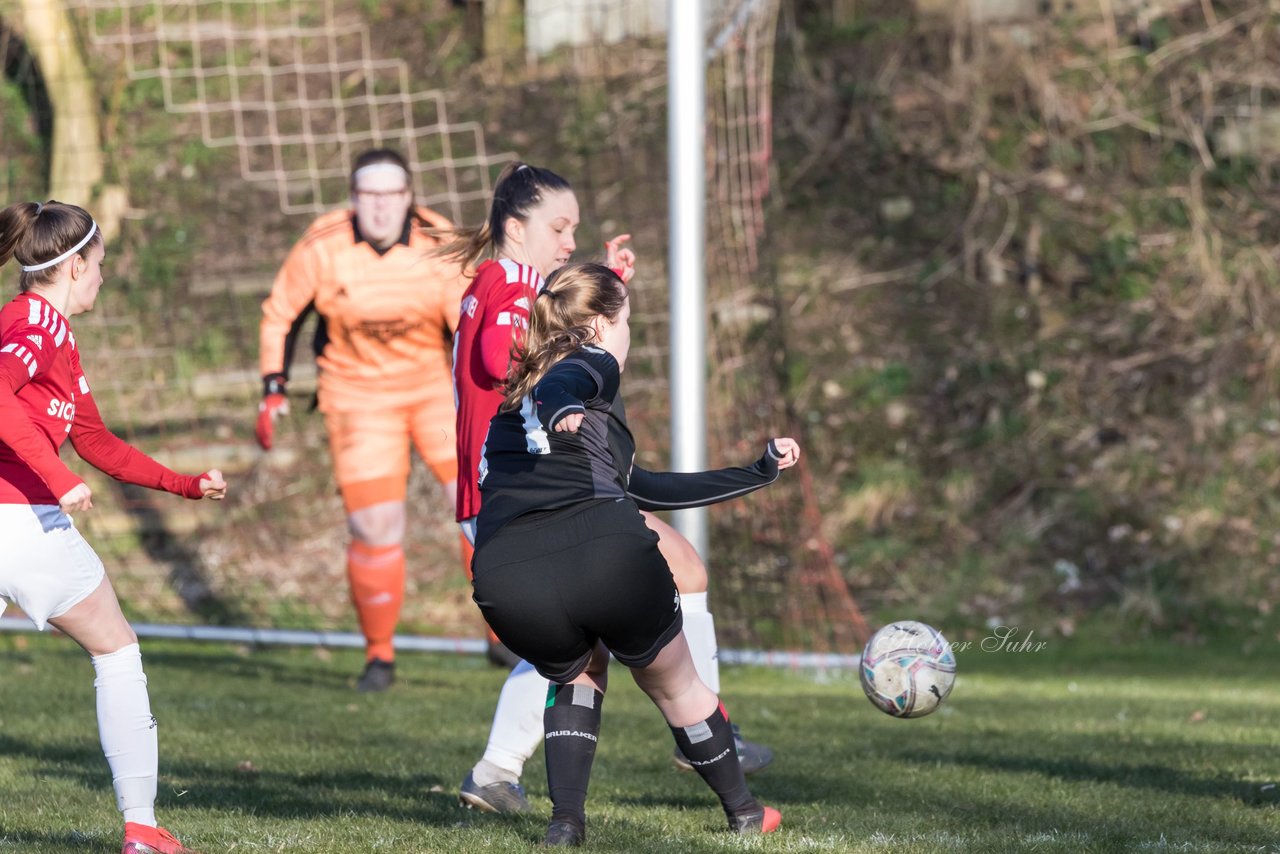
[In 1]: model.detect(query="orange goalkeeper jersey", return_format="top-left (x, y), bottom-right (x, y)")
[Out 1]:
top-left (260, 207), bottom-right (468, 413)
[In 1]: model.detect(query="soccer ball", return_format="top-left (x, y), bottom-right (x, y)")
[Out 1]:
top-left (859, 620), bottom-right (956, 718)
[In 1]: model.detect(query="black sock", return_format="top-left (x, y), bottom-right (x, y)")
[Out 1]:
top-left (669, 702), bottom-right (759, 818)
top-left (544, 683), bottom-right (603, 825)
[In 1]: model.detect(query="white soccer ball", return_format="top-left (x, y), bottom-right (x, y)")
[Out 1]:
top-left (859, 620), bottom-right (956, 718)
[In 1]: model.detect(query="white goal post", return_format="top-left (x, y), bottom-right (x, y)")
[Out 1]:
top-left (668, 0), bottom-right (710, 559)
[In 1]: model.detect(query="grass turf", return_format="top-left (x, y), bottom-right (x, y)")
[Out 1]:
top-left (0, 631), bottom-right (1276, 853)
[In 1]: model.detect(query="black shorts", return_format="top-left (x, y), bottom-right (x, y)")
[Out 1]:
top-left (471, 498), bottom-right (684, 683)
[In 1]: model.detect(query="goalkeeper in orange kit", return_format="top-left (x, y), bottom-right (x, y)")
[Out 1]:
top-left (256, 148), bottom-right (491, 691)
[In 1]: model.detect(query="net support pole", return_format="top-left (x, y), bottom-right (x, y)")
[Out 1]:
top-left (668, 0), bottom-right (709, 560)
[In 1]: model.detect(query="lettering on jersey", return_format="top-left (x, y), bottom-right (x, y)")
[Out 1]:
top-left (46, 397), bottom-right (76, 423)
top-left (496, 311), bottom-right (512, 327)
top-left (25, 334), bottom-right (42, 350)
top-left (355, 317), bottom-right (421, 344)
top-left (461, 295), bottom-right (479, 318)
top-left (514, 296), bottom-right (531, 311)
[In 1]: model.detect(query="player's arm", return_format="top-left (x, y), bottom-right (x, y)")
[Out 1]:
top-left (626, 438), bottom-right (800, 510)
top-left (256, 236), bottom-right (323, 449)
top-left (69, 370), bottom-right (226, 500)
top-left (478, 323), bottom-right (518, 385)
top-left (0, 331), bottom-right (85, 504)
top-left (477, 279), bottom-right (532, 384)
top-left (533, 353), bottom-right (615, 433)
top-left (70, 392), bottom-right (225, 499)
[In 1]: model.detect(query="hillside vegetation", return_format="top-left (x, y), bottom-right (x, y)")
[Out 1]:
top-left (769, 0), bottom-right (1280, 641)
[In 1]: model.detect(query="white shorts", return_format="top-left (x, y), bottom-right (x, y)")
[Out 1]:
top-left (0, 504), bottom-right (105, 630)
top-left (460, 517), bottom-right (477, 547)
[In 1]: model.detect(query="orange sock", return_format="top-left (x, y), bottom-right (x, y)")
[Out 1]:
top-left (460, 533), bottom-right (502, 647)
top-left (460, 533), bottom-right (475, 581)
top-left (347, 540), bottom-right (405, 663)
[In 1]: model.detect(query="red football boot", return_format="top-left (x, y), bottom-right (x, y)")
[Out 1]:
top-left (121, 823), bottom-right (199, 854)
top-left (729, 805), bottom-right (782, 834)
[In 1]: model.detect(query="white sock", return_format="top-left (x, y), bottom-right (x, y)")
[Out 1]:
top-left (681, 592), bottom-right (720, 694)
top-left (475, 659), bottom-right (549, 785)
top-left (92, 643), bottom-right (158, 826)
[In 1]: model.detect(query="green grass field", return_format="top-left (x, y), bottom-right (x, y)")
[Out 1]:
top-left (1, 631), bottom-right (1277, 853)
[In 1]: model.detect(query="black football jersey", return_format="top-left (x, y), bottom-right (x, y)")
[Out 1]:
top-left (476, 346), bottom-right (786, 546)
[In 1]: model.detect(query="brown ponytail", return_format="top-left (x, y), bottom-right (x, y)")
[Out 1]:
top-left (501, 263), bottom-right (626, 411)
top-left (435, 161), bottom-right (573, 272)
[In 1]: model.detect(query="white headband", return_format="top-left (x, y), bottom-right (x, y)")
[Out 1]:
top-left (353, 162), bottom-right (410, 185)
top-left (21, 221), bottom-right (98, 272)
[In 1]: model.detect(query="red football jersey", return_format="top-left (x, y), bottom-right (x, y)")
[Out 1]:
top-left (0, 292), bottom-right (203, 505)
top-left (0, 292), bottom-right (86, 504)
top-left (452, 259), bottom-right (543, 522)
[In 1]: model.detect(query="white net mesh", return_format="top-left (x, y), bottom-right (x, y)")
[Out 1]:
top-left (69, 0), bottom-right (513, 222)
top-left (703, 0), bottom-right (869, 654)
top-left (522, 0), bottom-right (869, 655)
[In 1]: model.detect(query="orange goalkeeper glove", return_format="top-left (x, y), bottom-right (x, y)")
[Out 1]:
top-left (255, 374), bottom-right (289, 450)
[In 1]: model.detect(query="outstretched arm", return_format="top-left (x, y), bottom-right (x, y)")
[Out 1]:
top-left (533, 358), bottom-right (611, 433)
top-left (626, 438), bottom-right (800, 511)
top-left (257, 235), bottom-right (324, 449)
top-left (70, 391), bottom-right (222, 500)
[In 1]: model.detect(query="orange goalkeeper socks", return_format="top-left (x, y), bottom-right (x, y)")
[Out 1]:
top-left (347, 540), bottom-right (405, 663)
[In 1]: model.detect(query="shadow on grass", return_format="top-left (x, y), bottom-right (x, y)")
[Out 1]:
top-left (137, 646), bottom-right (493, 693)
top-left (138, 647), bottom-right (357, 691)
top-left (114, 482), bottom-right (248, 626)
top-left (744, 760), bottom-right (1279, 850)
top-left (725, 718), bottom-right (1280, 849)
top-left (0, 732), bottom-right (513, 828)
top-left (0, 828), bottom-right (101, 851)
top-left (893, 746), bottom-right (1280, 807)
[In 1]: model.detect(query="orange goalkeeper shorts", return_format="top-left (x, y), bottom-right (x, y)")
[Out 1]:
top-left (323, 394), bottom-right (459, 513)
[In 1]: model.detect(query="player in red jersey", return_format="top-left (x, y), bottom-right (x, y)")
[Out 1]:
top-left (443, 162), bottom-right (772, 815)
top-left (0, 200), bottom-right (227, 854)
